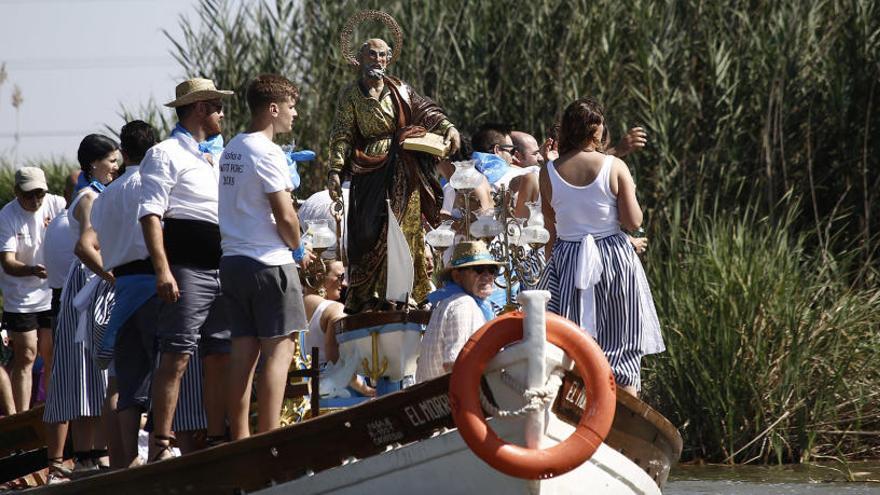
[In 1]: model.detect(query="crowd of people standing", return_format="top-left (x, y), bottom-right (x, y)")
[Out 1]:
top-left (0, 42), bottom-right (664, 483)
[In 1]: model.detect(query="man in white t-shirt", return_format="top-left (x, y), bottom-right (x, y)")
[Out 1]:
top-left (139, 78), bottom-right (233, 461)
top-left (0, 167), bottom-right (66, 411)
top-left (218, 74), bottom-right (307, 440)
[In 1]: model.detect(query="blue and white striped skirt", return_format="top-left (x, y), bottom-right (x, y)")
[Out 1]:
top-left (172, 354), bottom-right (207, 432)
top-left (537, 233), bottom-right (663, 391)
top-left (44, 262), bottom-right (109, 423)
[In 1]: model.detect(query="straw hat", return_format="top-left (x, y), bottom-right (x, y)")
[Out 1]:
top-left (164, 78), bottom-right (234, 108)
top-left (440, 240), bottom-right (503, 279)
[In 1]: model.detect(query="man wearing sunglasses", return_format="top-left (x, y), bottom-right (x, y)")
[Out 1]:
top-left (139, 78), bottom-right (233, 461)
top-left (416, 240), bottom-right (502, 383)
top-left (0, 167), bottom-right (65, 412)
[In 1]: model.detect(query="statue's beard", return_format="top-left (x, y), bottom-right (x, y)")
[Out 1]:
top-left (365, 66), bottom-right (385, 79)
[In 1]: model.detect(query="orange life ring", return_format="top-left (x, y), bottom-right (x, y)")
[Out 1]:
top-left (448, 311), bottom-right (616, 480)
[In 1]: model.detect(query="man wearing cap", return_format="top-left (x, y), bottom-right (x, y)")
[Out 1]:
top-left (0, 167), bottom-right (66, 411)
top-left (416, 240), bottom-right (502, 383)
top-left (138, 78), bottom-right (233, 461)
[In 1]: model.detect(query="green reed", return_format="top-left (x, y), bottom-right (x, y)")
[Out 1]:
top-left (642, 197), bottom-right (880, 463)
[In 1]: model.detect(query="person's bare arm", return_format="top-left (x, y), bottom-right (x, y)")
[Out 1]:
top-left (321, 301), bottom-right (346, 364)
top-left (0, 252), bottom-right (46, 278)
top-left (268, 190), bottom-right (301, 250)
top-left (612, 159), bottom-right (643, 231)
top-left (539, 165), bottom-right (556, 258)
top-left (514, 172), bottom-right (540, 219)
top-left (140, 214), bottom-right (178, 303)
top-left (73, 194), bottom-right (113, 283)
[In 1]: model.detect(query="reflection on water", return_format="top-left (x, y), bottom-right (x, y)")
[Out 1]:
top-left (665, 463), bottom-right (880, 495)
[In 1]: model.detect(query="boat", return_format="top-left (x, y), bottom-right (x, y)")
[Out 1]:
top-left (0, 405), bottom-right (49, 485)
top-left (27, 290), bottom-right (681, 494)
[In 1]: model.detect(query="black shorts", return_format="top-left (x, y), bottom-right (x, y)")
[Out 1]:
top-left (2, 310), bottom-right (53, 332)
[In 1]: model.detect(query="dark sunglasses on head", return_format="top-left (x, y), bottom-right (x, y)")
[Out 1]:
top-left (21, 189), bottom-right (46, 199)
top-left (467, 265), bottom-right (499, 276)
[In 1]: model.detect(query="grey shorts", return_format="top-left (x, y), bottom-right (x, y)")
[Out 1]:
top-left (220, 256), bottom-right (308, 339)
top-left (114, 295), bottom-right (160, 412)
top-left (156, 265), bottom-right (231, 355)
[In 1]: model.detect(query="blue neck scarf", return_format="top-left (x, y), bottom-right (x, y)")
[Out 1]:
top-left (427, 281), bottom-right (496, 322)
top-left (74, 173), bottom-right (106, 194)
top-left (171, 123), bottom-right (224, 158)
top-left (472, 151), bottom-right (513, 185)
top-left (285, 149), bottom-right (316, 191)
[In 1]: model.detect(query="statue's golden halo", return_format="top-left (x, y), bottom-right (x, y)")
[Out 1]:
top-left (339, 10), bottom-right (403, 68)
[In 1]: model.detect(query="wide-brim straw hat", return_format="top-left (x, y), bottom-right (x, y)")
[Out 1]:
top-left (440, 240), bottom-right (503, 280)
top-left (164, 78), bottom-right (234, 108)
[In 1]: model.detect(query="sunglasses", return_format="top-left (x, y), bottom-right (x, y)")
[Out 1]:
top-left (20, 189), bottom-right (46, 199)
top-left (496, 144), bottom-right (517, 154)
top-left (202, 100), bottom-right (223, 113)
top-left (467, 265), bottom-right (499, 276)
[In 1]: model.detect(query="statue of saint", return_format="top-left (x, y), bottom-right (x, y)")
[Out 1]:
top-left (328, 11), bottom-right (460, 313)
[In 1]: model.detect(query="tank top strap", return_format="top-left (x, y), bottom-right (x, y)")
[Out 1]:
top-left (597, 154), bottom-right (615, 198)
top-left (67, 187), bottom-right (97, 226)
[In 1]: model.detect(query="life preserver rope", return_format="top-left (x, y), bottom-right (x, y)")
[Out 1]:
top-left (449, 311), bottom-right (616, 480)
top-left (478, 368), bottom-right (565, 419)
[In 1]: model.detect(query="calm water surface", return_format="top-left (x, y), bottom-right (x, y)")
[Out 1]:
top-left (665, 463), bottom-right (880, 495)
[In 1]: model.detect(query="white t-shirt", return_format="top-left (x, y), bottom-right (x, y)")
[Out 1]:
top-left (0, 194), bottom-right (66, 311)
top-left (44, 213), bottom-right (77, 289)
top-left (218, 132), bottom-right (294, 266)
top-left (92, 165), bottom-right (149, 270)
top-left (138, 132), bottom-right (219, 223)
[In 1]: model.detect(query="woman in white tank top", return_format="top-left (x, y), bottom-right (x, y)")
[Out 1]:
top-left (536, 98), bottom-right (664, 396)
top-left (302, 260), bottom-right (375, 397)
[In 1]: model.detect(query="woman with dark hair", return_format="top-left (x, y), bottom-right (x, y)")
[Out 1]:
top-left (44, 134), bottom-right (119, 482)
top-left (537, 98), bottom-right (664, 397)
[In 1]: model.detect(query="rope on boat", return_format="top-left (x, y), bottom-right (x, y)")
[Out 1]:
top-left (479, 368), bottom-right (566, 418)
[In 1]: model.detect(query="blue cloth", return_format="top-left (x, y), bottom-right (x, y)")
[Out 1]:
top-left (170, 123), bottom-right (224, 158)
top-left (285, 149), bottom-right (315, 191)
top-left (291, 244), bottom-right (306, 262)
top-left (74, 172), bottom-right (90, 193)
top-left (427, 281), bottom-right (496, 322)
top-left (97, 274), bottom-right (156, 368)
top-left (89, 180), bottom-right (105, 193)
top-left (472, 151), bottom-right (513, 185)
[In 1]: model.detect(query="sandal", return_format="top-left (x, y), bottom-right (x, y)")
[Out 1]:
top-left (90, 449), bottom-right (111, 470)
top-left (149, 434), bottom-right (176, 463)
top-left (47, 458), bottom-right (72, 485)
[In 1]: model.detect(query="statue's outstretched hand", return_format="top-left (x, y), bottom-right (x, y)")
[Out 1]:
top-left (445, 126), bottom-right (461, 156)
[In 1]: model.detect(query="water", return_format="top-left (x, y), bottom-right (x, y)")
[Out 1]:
top-left (665, 463), bottom-right (880, 494)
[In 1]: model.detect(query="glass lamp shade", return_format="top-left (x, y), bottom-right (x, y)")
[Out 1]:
top-left (426, 220), bottom-right (456, 249)
top-left (307, 219), bottom-right (337, 250)
top-left (449, 160), bottom-right (483, 191)
top-left (526, 201), bottom-right (545, 228)
top-left (521, 225), bottom-right (550, 246)
top-left (470, 208), bottom-right (503, 240)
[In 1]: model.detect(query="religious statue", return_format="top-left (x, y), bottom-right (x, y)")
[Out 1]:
top-left (328, 11), bottom-right (460, 313)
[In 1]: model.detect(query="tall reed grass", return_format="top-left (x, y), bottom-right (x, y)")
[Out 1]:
top-left (642, 198), bottom-right (880, 463)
